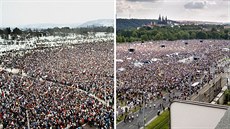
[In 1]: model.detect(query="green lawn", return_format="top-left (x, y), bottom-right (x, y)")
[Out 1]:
top-left (146, 110), bottom-right (170, 129)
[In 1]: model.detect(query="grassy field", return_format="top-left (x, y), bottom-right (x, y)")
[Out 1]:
top-left (146, 110), bottom-right (170, 129)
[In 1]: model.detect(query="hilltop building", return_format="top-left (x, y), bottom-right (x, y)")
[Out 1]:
top-left (142, 14), bottom-right (173, 28)
top-left (158, 14), bottom-right (168, 25)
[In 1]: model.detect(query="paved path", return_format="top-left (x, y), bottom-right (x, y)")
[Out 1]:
top-left (116, 91), bottom-right (181, 129)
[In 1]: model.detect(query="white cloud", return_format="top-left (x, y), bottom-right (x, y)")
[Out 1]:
top-left (117, 0), bottom-right (228, 23)
top-left (184, 0), bottom-right (216, 9)
top-left (184, 1), bottom-right (207, 9)
top-left (117, 0), bottom-right (131, 13)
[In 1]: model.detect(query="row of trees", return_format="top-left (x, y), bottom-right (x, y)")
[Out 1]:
top-left (0, 27), bottom-right (23, 39)
top-left (0, 26), bottom-right (114, 40)
top-left (117, 25), bottom-right (230, 43)
top-left (224, 90), bottom-right (230, 105)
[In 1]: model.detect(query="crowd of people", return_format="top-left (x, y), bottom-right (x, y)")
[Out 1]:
top-left (0, 42), bottom-right (114, 128)
top-left (117, 40), bottom-right (230, 113)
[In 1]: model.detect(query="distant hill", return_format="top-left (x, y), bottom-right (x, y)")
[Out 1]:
top-left (78, 19), bottom-right (114, 27)
top-left (116, 18), bottom-right (228, 30)
top-left (20, 23), bottom-right (80, 29)
top-left (116, 19), bottom-right (157, 30)
top-left (14, 19), bottom-right (113, 29)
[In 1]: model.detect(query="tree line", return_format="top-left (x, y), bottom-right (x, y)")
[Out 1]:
top-left (117, 25), bottom-right (230, 43)
top-left (116, 19), bottom-right (156, 30)
top-left (0, 26), bottom-right (114, 40)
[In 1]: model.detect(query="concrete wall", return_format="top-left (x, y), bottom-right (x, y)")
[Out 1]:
top-left (218, 92), bottom-right (225, 104)
top-left (191, 73), bottom-right (228, 103)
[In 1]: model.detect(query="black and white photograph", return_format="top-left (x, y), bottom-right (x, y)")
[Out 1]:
top-left (0, 0), bottom-right (114, 128)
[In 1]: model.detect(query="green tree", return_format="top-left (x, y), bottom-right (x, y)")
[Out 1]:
top-left (224, 90), bottom-right (230, 104)
top-left (116, 36), bottom-right (121, 43)
top-left (223, 30), bottom-right (229, 39)
top-left (196, 31), bottom-right (207, 39)
top-left (117, 36), bottom-right (124, 43)
top-left (132, 31), bottom-right (138, 37)
top-left (141, 34), bottom-right (148, 41)
top-left (167, 32), bottom-right (177, 41)
top-left (211, 27), bottom-right (217, 32)
top-left (180, 31), bottom-right (190, 39)
top-left (212, 32), bottom-right (220, 39)
top-left (190, 32), bottom-right (196, 39)
top-left (154, 32), bottom-right (163, 40)
top-left (130, 37), bottom-right (136, 42)
top-left (175, 32), bottom-right (182, 39)
top-left (121, 36), bottom-right (125, 42)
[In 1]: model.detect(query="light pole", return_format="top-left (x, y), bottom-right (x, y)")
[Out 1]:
top-left (224, 66), bottom-right (230, 103)
top-left (189, 75), bottom-right (192, 100)
top-left (210, 66), bottom-right (216, 102)
top-left (26, 110), bottom-right (30, 129)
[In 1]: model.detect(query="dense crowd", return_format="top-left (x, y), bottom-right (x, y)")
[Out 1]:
top-left (0, 42), bottom-right (114, 128)
top-left (117, 40), bottom-right (230, 110)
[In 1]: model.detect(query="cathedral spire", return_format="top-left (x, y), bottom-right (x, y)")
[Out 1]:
top-left (158, 14), bottom-right (161, 21)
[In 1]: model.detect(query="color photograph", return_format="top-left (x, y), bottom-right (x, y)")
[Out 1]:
top-left (116, 0), bottom-right (230, 129)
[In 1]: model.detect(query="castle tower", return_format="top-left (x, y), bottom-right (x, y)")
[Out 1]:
top-left (158, 14), bottom-right (162, 22)
top-left (165, 16), bottom-right (168, 24)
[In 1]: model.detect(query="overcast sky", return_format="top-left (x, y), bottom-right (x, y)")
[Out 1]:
top-left (117, 0), bottom-right (229, 23)
top-left (0, 0), bottom-right (114, 27)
